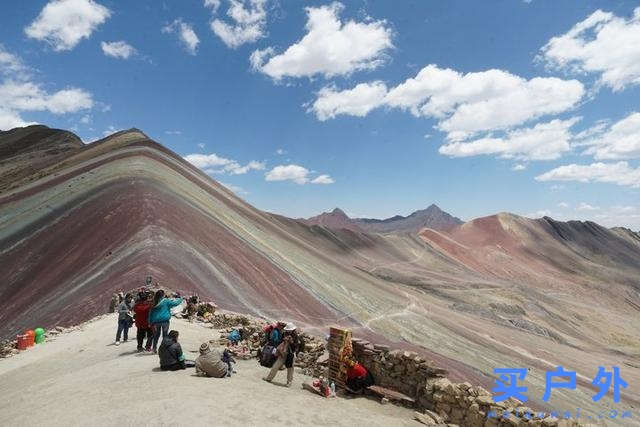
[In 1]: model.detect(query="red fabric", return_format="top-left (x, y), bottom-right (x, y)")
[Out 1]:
top-left (133, 301), bottom-right (151, 328)
top-left (347, 363), bottom-right (367, 380)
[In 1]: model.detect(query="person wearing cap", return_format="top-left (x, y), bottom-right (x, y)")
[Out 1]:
top-left (195, 342), bottom-right (228, 378)
top-left (263, 322), bottom-right (302, 387)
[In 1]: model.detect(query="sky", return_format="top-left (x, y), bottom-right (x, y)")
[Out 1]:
top-left (1, 1), bottom-right (640, 229)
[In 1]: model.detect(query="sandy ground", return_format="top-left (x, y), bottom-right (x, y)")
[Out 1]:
top-left (0, 314), bottom-right (418, 427)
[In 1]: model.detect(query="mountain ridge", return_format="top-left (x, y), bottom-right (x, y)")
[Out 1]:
top-left (304, 204), bottom-right (463, 233)
top-left (1, 125), bottom-right (639, 415)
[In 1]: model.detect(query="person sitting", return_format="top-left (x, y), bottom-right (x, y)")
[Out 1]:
top-left (158, 330), bottom-right (185, 371)
top-left (195, 342), bottom-right (228, 378)
top-left (345, 360), bottom-right (374, 394)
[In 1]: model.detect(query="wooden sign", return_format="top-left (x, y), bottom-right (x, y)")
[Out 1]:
top-left (328, 326), bottom-right (352, 389)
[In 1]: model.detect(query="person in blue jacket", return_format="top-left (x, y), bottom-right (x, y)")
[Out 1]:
top-left (148, 289), bottom-right (183, 353)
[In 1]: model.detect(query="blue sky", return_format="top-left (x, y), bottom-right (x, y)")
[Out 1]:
top-left (1, 1), bottom-right (640, 228)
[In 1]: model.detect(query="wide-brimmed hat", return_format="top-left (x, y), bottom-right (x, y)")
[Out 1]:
top-left (284, 322), bottom-right (297, 331)
top-left (199, 342), bottom-right (211, 354)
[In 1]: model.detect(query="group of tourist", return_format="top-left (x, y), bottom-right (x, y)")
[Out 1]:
top-left (113, 288), bottom-right (183, 352)
top-left (112, 288), bottom-right (373, 391)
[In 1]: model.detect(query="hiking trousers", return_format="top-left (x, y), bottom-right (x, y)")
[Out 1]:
top-left (265, 354), bottom-right (293, 384)
top-left (116, 318), bottom-right (130, 342)
top-left (136, 327), bottom-right (153, 350)
top-left (151, 321), bottom-right (169, 351)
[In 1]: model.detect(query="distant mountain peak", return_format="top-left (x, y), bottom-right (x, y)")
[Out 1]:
top-left (304, 204), bottom-right (462, 234)
top-left (330, 207), bottom-right (348, 216)
top-left (302, 207), bottom-right (363, 232)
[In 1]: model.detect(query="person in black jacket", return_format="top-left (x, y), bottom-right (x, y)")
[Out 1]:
top-left (158, 330), bottom-right (185, 371)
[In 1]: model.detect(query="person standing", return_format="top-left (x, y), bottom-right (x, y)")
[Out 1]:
top-left (115, 293), bottom-right (134, 345)
top-left (263, 323), bottom-right (301, 387)
top-left (133, 291), bottom-right (153, 352)
top-left (148, 290), bottom-right (183, 353)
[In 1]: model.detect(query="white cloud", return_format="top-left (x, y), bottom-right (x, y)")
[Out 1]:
top-left (204, 0), bottom-right (222, 13)
top-left (524, 205), bottom-right (640, 229)
top-left (0, 44), bottom-right (28, 76)
top-left (540, 8), bottom-right (640, 91)
top-left (197, 143), bottom-right (205, 149)
top-left (165, 130), bottom-right (182, 135)
top-left (0, 81), bottom-right (93, 114)
top-left (252, 2), bottom-right (392, 79)
top-left (80, 114), bottom-right (91, 124)
top-left (0, 45), bottom-right (95, 130)
top-left (310, 81), bottom-right (387, 121)
top-left (310, 64), bottom-right (584, 141)
top-left (264, 164), bottom-right (333, 185)
top-left (163, 19), bottom-right (200, 55)
top-left (311, 174), bottom-right (334, 184)
top-left (275, 148), bottom-right (285, 155)
top-left (512, 164), bottom-right (527, 171)
top-left (101, 41), bottom-right (136, 59)
top-left (265, 164), bottom-right (310, 184)
top-left (0, 108), bottom-right (32, 130)
top-left (210, 0), bottom-right (267, 49)
top-left (439, 117), bottom-right (579, 161)
top-left (536, 161), bottom-right (640, 188)
top-left (579, 112), bottom-right (640, 160)
top-left (577, 202), bottom-right (599, 211)
top-left (25, 0), bottom-right (111, 51)
top-left (526, 209), bottom-right (552, 218)
top-left (102, 125), bottom-right (120, 137)
top-left (183, 153), bottom-right (265, 175)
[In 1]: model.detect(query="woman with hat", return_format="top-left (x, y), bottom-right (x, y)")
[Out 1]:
top-left (263, 322), bottom-right (302, 387)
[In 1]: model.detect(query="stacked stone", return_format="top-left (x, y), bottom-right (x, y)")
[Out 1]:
top-left (348, 338), bottom-right (586, 427)
top-left (417, 377), bottom-right (583, 427)
top-left (208, 312), bottom-right (261, 329)
top-left (0, 338), bottom-right (19, 358)
top-left (294, 333), bottom-right (327, 377)
top-left (207, 312), bottom-right (328, 376)
top-left (196, 302), bottom-right (217, 318)
top-left (351, 340), bottom-right (447, 400)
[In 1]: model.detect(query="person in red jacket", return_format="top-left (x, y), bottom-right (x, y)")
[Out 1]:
top-left (346, 360), bottom-right (374, 394)
top-left (133, 291), bottom-right (153, 352)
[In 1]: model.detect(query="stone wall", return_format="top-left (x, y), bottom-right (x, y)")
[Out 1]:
top-left (350, 338), bottom-right (584, 427)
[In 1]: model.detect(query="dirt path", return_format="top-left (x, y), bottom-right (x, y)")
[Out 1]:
top-left (0, 315), bottom-right (417, 427)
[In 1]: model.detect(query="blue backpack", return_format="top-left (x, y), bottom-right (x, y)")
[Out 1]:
top-left (228, 329), bottom-right (241, 343)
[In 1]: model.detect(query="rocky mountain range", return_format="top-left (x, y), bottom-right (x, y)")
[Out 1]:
top-left (1, 125), bottom-right (638, 415)
top-left (303, 205), bottom-right (463, 234)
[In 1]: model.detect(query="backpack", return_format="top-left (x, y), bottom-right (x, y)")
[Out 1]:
top-left (228, 329), bottom-right (241, 342)
top-left (260, 344), bottom-right (276, 367)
